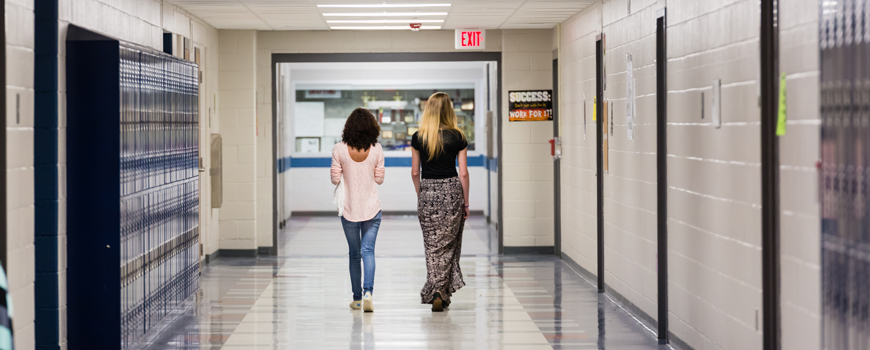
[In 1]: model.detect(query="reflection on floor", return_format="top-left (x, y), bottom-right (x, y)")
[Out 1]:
top-left (141, 216), bottom-right (670, 349)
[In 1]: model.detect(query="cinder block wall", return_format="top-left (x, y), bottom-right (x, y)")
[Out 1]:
top-left (4, 0), bottom-right (222, 348)
top-left (501, 29), bottom-right (556, 248)
top-left (558, 0), bottom-right (820, 349)
top-left (218, 30), bottom-right (259, 251)
top-left (777, 0), bottom-right (821, 348)
top-left (6, 1), bottom-right (36, 348)
top-left (601, 0), bottom-right (663, 328)
top-left (559, 0), bottom-right (602, 284)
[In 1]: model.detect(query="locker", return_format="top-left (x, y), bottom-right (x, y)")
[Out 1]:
top-left (66, 25), bottom-right (199, 350)
top-left (821, 1), bottom-right (870, 348)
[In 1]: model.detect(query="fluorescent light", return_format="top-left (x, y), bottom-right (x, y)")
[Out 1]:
top-left (329, 26), bottom-right (442, 30)
top-left (327, 19), bottom-right (444, 23)
top-left (322, 12), bottom-right (448, 17)
top-left (318, 4), bottom-right (451, 8)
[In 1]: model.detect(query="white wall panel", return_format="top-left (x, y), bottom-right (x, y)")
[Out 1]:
top-left (558, 0), bottom-right (820, 349)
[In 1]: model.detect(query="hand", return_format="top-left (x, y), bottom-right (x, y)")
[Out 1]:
top-left (464, 206), bottom-right (470, 219)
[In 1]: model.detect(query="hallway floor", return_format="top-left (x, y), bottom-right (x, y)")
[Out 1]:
top-left (141, 216), bottom-right (671, 349)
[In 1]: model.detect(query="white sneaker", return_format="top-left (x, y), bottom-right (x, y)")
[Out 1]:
top-left (349, 300), bottom-right (361, 310)
top-left (363, 292), bottom-right (374, 312)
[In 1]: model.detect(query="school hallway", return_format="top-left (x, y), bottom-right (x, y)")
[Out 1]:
top-left (139, 216), bottom-right (669, 349)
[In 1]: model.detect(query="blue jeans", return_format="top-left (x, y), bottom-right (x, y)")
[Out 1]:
top-left (341, 211), bottom-right (382, 300)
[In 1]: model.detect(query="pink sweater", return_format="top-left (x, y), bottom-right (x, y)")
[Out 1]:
top-left (331, 142), bottom-right (385, 222)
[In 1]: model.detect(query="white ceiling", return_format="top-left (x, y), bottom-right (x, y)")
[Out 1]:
top-left (167, 0), bottom-right (594, 31)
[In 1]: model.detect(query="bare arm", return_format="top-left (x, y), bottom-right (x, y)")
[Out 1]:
top-left (330, 146), bottom-right (342, 185)
top-left (374, 146), bottom-right (385, 185)
top-left (458, 148), bottom-right (470, 218)
top-left (411, 147), bottom-right (421, 195)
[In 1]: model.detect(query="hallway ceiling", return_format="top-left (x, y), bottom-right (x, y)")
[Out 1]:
top-left (168, 0), bottom-right (594, 31)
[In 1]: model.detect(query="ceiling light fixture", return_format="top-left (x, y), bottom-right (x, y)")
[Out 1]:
top-left (322, 12), bottom-right (448, 17)
top-left (329, 26), bottom-right (442, 30)
top-left (318, 4), bottom-right (451, 8)
top-left (326, 19), bottom-right (444, 23)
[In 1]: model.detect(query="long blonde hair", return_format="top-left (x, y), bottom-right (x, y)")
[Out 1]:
top-left (418, 92), bottom-right (466, 160)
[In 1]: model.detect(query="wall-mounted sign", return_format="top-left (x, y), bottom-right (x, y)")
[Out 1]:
top-left (455, 29), bottom-right (486, 50)
top-left (508, 90), bottom-right (553, 122)
top-left (305, 90), bottom-right (341, 98)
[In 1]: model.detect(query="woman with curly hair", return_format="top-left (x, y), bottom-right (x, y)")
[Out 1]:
top-left (331, 108), bottom-right (385, 312)
top-left (411, 92), bottom-right (469, 312)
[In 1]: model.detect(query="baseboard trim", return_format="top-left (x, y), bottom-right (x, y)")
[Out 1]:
top-left (560, 254), bottom-right (695, 350)
top-left (604, 285), bottom-right (658, 335)
top-left (292, 210), bottom-right (485, 217)
top-left (503, 246), bottom-right (554, 255)
top-left (218, 249), bottom-right (257, 258)
top-left (560, 253), bottom-right (597, 283)
top-left (258, 246), bottom-right (276, 256)
top-left (204, 250), bottom-right (220, 265)
top-left (668, 332), bottom-right (694, 350)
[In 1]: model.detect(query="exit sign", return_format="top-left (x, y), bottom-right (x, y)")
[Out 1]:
top-left (455, 29), bottom-right (486, 50)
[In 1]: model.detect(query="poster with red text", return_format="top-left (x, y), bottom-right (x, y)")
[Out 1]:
top-left (508, 90), bottom-right (553, 122)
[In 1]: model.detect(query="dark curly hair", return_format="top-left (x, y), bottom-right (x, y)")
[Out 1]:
top-left (342, 108), bottom-right (381, 151)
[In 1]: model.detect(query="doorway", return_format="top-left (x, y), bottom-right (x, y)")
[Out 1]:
top-left (271, 52), bottom-right (503, 254)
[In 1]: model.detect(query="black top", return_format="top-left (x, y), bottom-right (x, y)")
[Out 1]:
top-left (411, 129), bottom-right (468, 179)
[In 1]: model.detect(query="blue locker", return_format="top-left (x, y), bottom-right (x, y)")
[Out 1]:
top-left (66, 25), bottom-right (200, 350)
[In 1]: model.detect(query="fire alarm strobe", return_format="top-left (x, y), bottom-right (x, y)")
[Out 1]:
top-left (410, 23), bottom-right (422, 31)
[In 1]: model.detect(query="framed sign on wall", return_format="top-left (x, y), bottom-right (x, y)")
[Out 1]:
top-left (508, 90), bottom-right (553, 122)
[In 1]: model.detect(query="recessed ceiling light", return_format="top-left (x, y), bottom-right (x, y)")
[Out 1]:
top-left (329, 26), bottom-right (442, 30)
top-left (318, 4), bottom-right (451, 8)
top-left (327, 19), bottom-right (444, 23)
top-left (322, 12), bottom-right (448, 16)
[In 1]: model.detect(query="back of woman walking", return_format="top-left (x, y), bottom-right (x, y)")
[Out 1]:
top-left (331, 108), bottom-right (385, 313)
top-left (410, 92), bottom-right (470, 312)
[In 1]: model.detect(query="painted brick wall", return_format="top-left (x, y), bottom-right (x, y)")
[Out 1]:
top-left (600, 0), bottom-right (664, 327)
top-left (558, 0), bottom-right (820, 349)
top-left (777, 0), bottom-right (821, 349)
top-left (7, 1), bottom-right (36, 349)
top-left (218, 30), bottom-right (258, 251)
top-left (0, 1), bottom-right (224, 348)
top-left (560, 2), bottom-right (602, 275)
top-left (501, 29), bottom-right (555, 247)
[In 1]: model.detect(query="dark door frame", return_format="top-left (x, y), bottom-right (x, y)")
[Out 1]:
top-left (655, 8), bottom-right (669, 343)
top-left (595, 34), bottom-right (605, 293)
top-left (0, 0), bottom-right (6, 271)
top-left (0, 0), bottom-right (6, 268)
top-left (270, 52), bottom-right (504, 254)
top-left (553, 56), bottom-right (561, 258)
top-left (760, 0), bottom-right (781, 349)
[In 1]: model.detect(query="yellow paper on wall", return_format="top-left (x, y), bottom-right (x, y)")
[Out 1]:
top-left (593, 96), bottom-right (597, 121)
top-left (776, 72), bottom-right (787, 136)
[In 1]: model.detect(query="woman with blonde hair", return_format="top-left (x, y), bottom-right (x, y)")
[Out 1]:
top-left (410, 92), bottom-right (470, 312)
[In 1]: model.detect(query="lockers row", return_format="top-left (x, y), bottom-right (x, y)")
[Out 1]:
top-left (66, 25), bottom-right (200, 350)
top-left (119, 44), bottom-right (200, 349)
top-left (820, 0), bottom-right (870, 349)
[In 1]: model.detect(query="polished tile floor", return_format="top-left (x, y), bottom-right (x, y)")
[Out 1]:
top-left (140, 216), bottom-right (671, 349)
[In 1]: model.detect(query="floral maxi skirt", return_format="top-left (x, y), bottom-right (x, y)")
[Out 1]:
top-left (418, 176), bottom-right (466, 304)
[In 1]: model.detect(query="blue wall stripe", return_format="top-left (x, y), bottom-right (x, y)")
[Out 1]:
top-left (34, 0), bottom-right (61, 348)
top-left (278, 155), bottom-right (488, 172)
